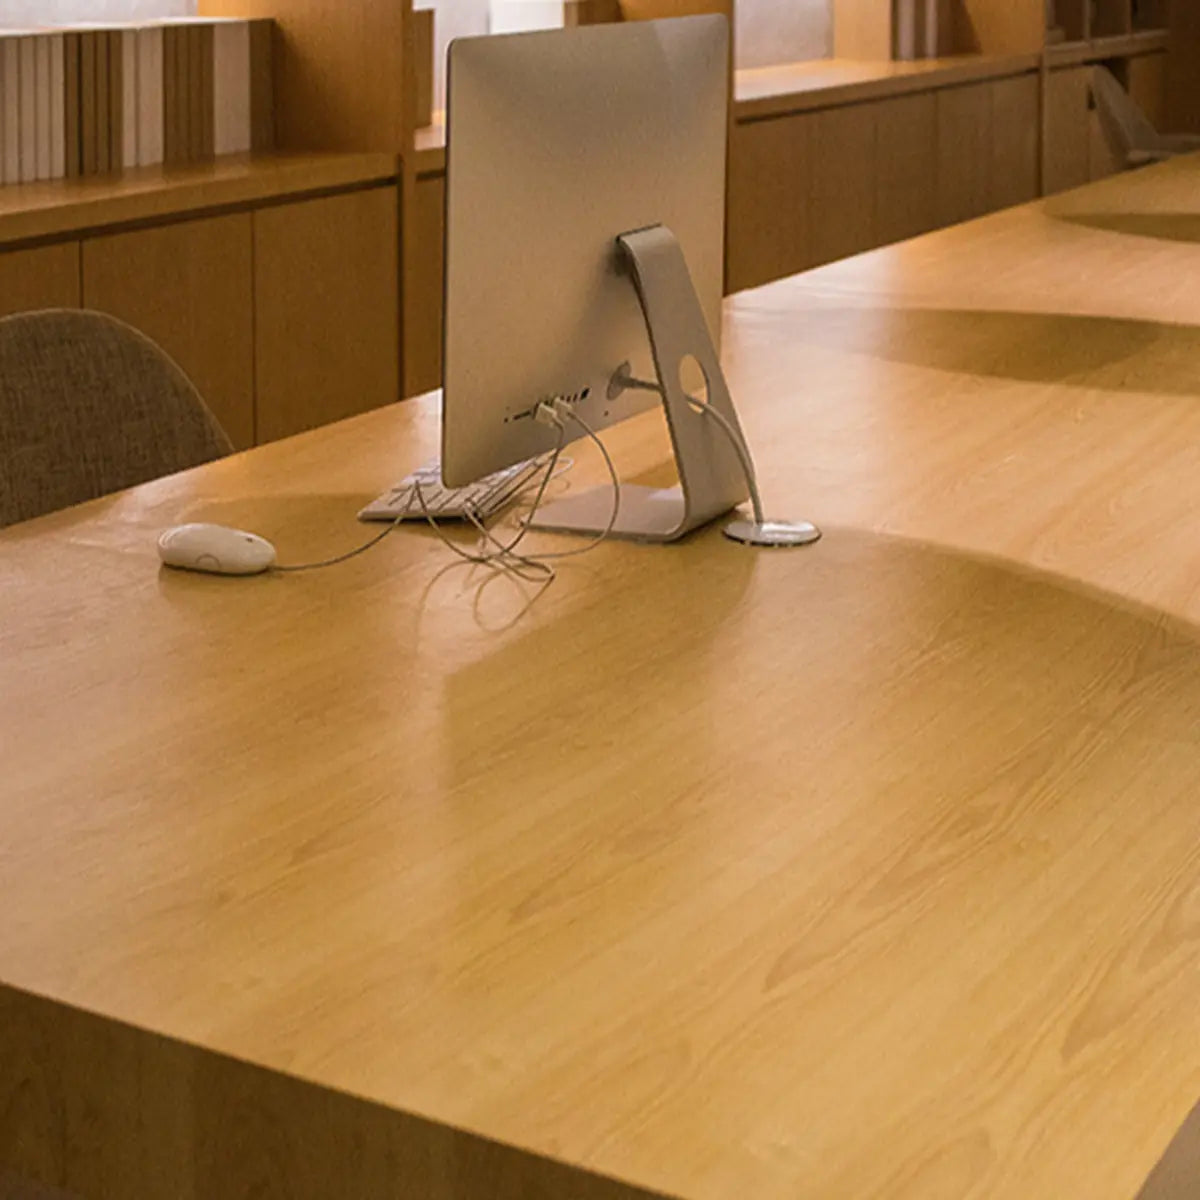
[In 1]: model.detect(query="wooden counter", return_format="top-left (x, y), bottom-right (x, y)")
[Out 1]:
top-left (1045, 27), bottom-right (1171, 67)
top-left (0, 151), bottom-right (399, 248)
top-left (733, 51), bottom-right (1041, 120)
top-left (3, 153), bottom-right (1200, 1200)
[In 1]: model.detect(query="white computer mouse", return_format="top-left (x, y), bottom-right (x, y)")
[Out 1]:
top-left (157, 523), bottom-right (277, 576)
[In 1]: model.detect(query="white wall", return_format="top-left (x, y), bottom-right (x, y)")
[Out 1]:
top-left (0, 0), bottom-right (193, 25)
top-left (415, 0), bottom-right (488, 115)
top-left (738, 0), bottom-right (831, 69)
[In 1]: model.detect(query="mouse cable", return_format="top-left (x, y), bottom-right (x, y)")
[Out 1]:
top-left (415, 401), bottom-right (621, 588)
top-left (271, 510), bottom-right (407, 573)
top-left (272, 443), bottom-right (575, 574)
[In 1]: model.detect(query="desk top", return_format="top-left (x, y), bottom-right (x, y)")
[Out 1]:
top-left (5, 158), bottom-right (1200, 1199)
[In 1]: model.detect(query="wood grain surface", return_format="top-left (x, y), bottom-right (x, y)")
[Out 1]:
top-left (4, 156), bottom-right (1200, 1200)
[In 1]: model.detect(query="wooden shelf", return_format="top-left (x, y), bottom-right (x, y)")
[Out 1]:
top-left (412, 113), bottom-right (447, 177)
top-left (734, 53), bottom-right (1041, 121)
top-left (0, 151), bottom-right (399, 248)
top-left (1045, 27), bottom-right (1170, 66)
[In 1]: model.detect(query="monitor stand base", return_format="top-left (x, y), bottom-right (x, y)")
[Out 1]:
top-left (529, 223), bottom-right (755, 544)
top-left (530, 482), bottom-right (687, 541)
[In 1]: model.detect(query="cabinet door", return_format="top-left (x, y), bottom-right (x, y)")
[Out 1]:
top-left (254, 185), bottom-right (400, 443)
top-left (811, 103), bottom-right (877, 267)
top-left (402, 172), bottom-right (445, 399)
top-left (990, 74), bottom-right (1040, 210)
top-left (936, 82), bottom-right (993, 227)
top-left (874, 92), bottom-right (937, 247)
top-left (1044, 67), bottom-right (1092, 195)
top-left (82, 214), bottom-right (254, 449)
top-left (0, 243), bottom-right (80, 317)
top-left (727, 111), bottom-right (815, 292)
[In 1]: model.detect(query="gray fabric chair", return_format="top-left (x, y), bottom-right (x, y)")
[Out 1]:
top-left (1092, 66), bottom-right (1200, 169)
top-left (0, 309), bottom-right (233, 528)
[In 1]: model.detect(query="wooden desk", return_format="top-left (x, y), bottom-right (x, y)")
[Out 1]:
top-left (4, 157), bottom-right (1200, 1200)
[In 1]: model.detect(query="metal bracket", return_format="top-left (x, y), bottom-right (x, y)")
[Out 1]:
top-left (528, 224), bottom-right (751, 542)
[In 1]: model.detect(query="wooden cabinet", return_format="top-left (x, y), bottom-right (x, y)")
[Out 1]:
top-left (875, 92), bottom-right (937, 247)
top-left (1044, 66), bottom-right (1093, 195)
top-left (990, 74), bottom-right (1040, 209)
top-left (0, 244), bottom-right (80, 318)
top-left (255, 186), bottom-right (399, 442)
top-left (727, 112), bottom-right (814, 292)
top-left (84, 187), bottom-right (400, 447)
top-left (936, 82), bottom-right (994, 227)
top-left (82, 215), bottom-right (256, 449)
top-left (402, 172), bottom-right (445, 398)
top-left (725, 67), bottom-right (1043, 298)
top-left (0, 156), bottom-right (400, 446)
top-left (811, 103), bottom-right (877, 266)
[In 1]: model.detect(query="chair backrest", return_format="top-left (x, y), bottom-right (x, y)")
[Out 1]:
top-left (0, 309), bottom-right (233, 528)
top-left (1092, 65), bottom-right (1163, 162)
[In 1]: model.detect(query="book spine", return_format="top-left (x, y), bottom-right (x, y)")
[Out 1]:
top-left (35, 35), bottom-right (51, 180)
top-left (107, 31), bottom-right (122, 173)
top-left (924, 0), bottom-right (940, 57)
top-left (80, 31), bottom-right (96, 177)
top-left (121, 28), bottom-right (137, 170)
top-left (0, 18), bottom-right (272, 179)
top-left (64, 33), bottom-right (80, 178)
top-left (0, 42), bottom-right (6, 187)
top-left (894, 0), bottom-right (917, 60)
top-left (163, 24), bottom-right (180, 165)
top-left (197, 22), bottom-right (214, 160)
top-left (95, 27), bottom-right (110, 174)
top-left (213, 20), bottom-right (251, 157)
top-left (19, 37), bottom-right (36, 184)
top-left (4, 40), bottom-right (21, 186)
top-left (248, 19), bottom-right (273, 152)
top-left (184, 23), bottom-right (197, 162)
top-left (179, 23), bottom-right (193, 163)
top-left (50, 34), bottom-right (65, 179)
top-left (136, 26), bottom-right (163, 167)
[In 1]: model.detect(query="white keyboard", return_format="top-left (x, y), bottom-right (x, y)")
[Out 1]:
top-left (358, 458), bottom-right (546, 523)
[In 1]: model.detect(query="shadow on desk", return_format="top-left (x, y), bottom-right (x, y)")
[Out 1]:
top-left (778, 305), bottom-right (1200, 396)
top-left (1137, 1098), bottom-right (1200, 1199)
top-left (1048, 211), bottom-right (1200, 246)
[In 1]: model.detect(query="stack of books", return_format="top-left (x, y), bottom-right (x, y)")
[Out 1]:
top-left (0, 17), bottom-right (273, 186)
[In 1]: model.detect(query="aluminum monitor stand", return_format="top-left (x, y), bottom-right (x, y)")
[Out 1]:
top-left (529, 225), bottom-right (820, 547)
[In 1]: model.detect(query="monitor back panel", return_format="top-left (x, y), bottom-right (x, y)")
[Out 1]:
top-left (443, 15), bottom-right (729, 485)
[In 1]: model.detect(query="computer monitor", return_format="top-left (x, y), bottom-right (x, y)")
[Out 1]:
top-left (442, 16), bottom-right (818, 546)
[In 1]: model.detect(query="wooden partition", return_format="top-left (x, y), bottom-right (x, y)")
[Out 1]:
top-left (1166, 0), bottom-right (1200, 130)
top-left (953, 0), bottom-right (1045, 52)
top-left (197, 0), bottom-right (412, 150)
top-left (833, 0), bottom-right (1044, 58)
